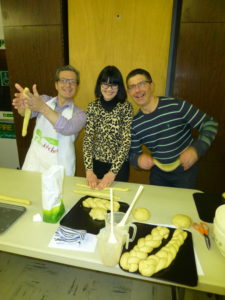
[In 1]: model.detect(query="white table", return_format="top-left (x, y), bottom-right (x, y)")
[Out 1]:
top-left (0, 168), bottom-right (224, 296)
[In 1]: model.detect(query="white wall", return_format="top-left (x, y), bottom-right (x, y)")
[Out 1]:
top-left (0, 139), bottom-right (20, 169)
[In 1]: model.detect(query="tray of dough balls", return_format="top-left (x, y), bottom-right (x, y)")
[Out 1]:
top-left (60, 196), bottom-right (129, 235)
top-left (119, 223), bottom-right (198, 287)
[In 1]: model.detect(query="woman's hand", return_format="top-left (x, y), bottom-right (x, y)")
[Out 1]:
top-left (96, 171), bottom-right (116, 190)
top-left (86, 170), bottom-right (99, 189)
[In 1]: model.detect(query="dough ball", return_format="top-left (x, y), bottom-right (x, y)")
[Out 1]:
top-left (172, 214), bottom-right (192, 229)
top-left (164, 244), bottom-right (177, 259)
top-left (134, 250), bottom-right (148, 260)
top-left (83, 197), bottom-right (95, 208)
top-left (145, 239), bottom-right (161, 248)
top-left (132, 208), bottom-right (151, 222)
top-left (94, 198), bottom-right (107, 209)
top-left (128, 263), bottom-right (139, 273)
top-left (138, 245), bottom-right (152, 253)
top-left (83, 197), bottom-right (120, 212)
top-left (113, 201), bottom-right (120, 212)
top-left (104, 200), bottom-right (120, 212)
top-left (120, 252), bottom-right (130, 270)
top-left (139, 259), bottom-right (156, 277)
top-left (89, 207), bottom-right (107, 220)
top-left (128, 256), bottom-right (140, 264)
top-left (157, 226), bottom-right (170, 238)
top-left (137, 237), bottom-right (146, 247)
top-left (155, 257), bottom-right (168, 272)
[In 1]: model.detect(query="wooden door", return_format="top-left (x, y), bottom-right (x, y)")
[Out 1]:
top-left (173, 0), bottom-right (225, 193)
top-left (68, 0), bottom-right (173, 183)
top-left (1, 0), bottom-right (67, 166)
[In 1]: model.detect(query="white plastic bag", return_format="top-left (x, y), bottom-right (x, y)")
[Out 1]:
top-left (42, 165), bottom-right (65, 223)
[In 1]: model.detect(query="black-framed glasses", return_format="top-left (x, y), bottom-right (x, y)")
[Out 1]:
top-left (58, 78), bottom-right (78, 85)
top-left (127, 80), bottom-right (151, 91)
top-left (101, 82), bottom-right (118, 90)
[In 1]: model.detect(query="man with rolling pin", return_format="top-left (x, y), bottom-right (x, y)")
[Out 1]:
top-left (12, 65), bottom-right (86, 176)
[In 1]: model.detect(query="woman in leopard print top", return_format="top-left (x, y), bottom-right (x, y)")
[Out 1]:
top-left (83, 66), bottom-right (133, 189)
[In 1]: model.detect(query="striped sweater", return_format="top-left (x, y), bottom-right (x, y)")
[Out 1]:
top-left (130, 97), bottom-right (218, 167)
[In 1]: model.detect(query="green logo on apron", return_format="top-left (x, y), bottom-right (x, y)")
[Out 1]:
top-left (34, 129), bottom-right (58, 146)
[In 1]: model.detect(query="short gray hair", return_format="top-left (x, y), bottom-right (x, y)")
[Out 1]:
top-left (55, 65), bottom-right (80, 85)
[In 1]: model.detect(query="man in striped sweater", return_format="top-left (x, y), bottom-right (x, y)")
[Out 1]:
top-left (126, 68), bottom-right (218, 188)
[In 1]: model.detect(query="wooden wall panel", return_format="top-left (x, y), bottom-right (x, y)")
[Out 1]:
top-left (173, 1), bottom-right (225, 193)
top-left (1, 0), bottom-right (67, 167)
top-left (1, 0), bottom-right (62, 25)
top-left (181, 0), bottom-right (225, 22)
top-left (68, 0), bottom-right (173, 182)
top-left (173, 24), bottom-right (225, 118)
top-left (4, 25), bottom-right (65, 164)
top-left (4, 26), bottom-right (65, 93)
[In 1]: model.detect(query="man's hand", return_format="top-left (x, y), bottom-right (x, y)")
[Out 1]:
top-left (24, 84), bottom-right (45, 113)
top-left (137, 153), bottom-right (154, 170)
top-left (86, 170), bottom-right (99, 189)
top-left (25, 84), bottom-right (58, 126)
top-left (12, 83), bottom-right (27, 114)
top-left (96, 171), bottom-right (116, 190)
top-left (12, 83), bottom-right (44, 113)
top-left (180, 146), bottom-right (198, 170)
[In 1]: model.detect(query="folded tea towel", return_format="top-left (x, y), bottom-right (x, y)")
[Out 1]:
top-left (54, 226), bottom-right (86, 244)
top-left (49, 226), bottom-right (97, 252)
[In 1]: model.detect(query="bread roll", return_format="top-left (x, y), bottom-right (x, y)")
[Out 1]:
top-left (132, 207), bottom-right (151, 222)
top-left (172, 214), bottom-right (192, 229)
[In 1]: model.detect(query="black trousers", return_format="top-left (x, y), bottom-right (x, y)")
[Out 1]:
top-left (150, 163), bottom-right (198, 189)
top-left (93, 159), bottom-right (129, 182)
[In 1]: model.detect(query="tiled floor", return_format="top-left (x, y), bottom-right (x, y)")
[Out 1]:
top-left (0, 252), bottom-right (223, 300)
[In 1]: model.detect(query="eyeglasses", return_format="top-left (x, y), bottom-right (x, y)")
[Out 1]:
top-left (101, 82), bottom-right (118, 90)
top-left (58, 78), bottom-right (78, 85)
top-left (127, 80), bottom-right (151, 91)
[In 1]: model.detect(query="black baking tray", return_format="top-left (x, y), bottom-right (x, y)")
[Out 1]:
top-left (0, 202), bottom-right (26, 234)
top-left (193, 192), bottom-right (224, 223)
top-left (60, 196), bottom-right (129, 235)
top-left (119, 223), bottom-right (198, 287)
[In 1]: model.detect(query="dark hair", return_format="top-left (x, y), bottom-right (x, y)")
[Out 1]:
top-left (126, 68), bottom-right (152, 86)
top-left (55, 65), bottom-right (80, 85)
top-left (95, 66), bottom-right (127, 102)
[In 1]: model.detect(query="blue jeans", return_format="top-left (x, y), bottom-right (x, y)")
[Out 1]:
top-left (150, 163), bottom-right (198, 189)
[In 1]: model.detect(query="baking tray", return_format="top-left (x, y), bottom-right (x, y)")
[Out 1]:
top-left (193, 192), bottom-right (224, 223)
top-left (0, 202), bottom-right (26, 234)
top-left (60, 196), bottom-right (129, 235)
top-left (119, 223), bottom-right (198, 287)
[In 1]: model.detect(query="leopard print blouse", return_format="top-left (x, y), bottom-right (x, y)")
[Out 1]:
top-left (83, 99), bottom-right (133, 174)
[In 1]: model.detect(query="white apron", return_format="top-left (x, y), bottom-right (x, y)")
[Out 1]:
top-left (22, 97), bottom-right (76, 176)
